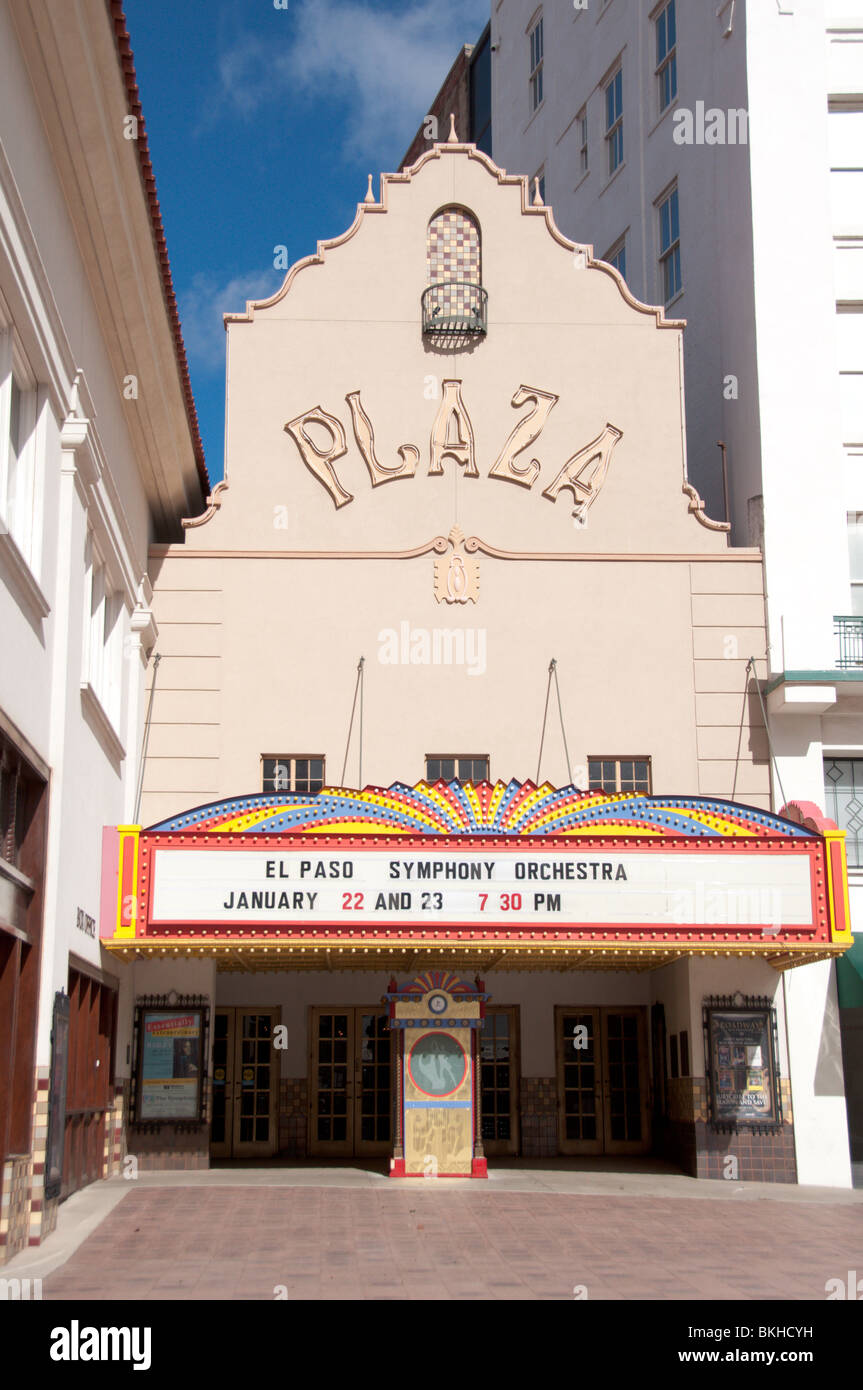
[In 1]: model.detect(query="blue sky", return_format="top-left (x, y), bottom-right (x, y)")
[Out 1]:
top-left (125, 0), bottom-right (488, 486)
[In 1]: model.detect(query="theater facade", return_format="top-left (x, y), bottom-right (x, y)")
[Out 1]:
top-left (100, 129), bottom-right (854, 1185)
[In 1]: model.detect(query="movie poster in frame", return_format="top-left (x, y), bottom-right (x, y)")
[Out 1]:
top-left (703, 996), bottom-right (782, 1131)
top-left (134, 1006), bottom-right (206, 1122)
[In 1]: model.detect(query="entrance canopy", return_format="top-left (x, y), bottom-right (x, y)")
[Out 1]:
top-left (100, 782), bottom-right (852, 972)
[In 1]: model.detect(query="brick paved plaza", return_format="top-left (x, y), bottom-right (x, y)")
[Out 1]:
top-left (28, 1178), bottom-right (863, 1301)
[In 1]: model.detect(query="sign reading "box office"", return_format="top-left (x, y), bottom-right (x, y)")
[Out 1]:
top-left (146, 848), bottom-right (816, 929)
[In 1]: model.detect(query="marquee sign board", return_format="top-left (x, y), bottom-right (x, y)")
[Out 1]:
top-left (148, 846), bottom-right (816, 932)
top-left (100, 783), bottom-right (853, 965)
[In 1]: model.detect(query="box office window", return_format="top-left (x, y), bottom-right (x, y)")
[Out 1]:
top-left (426, 756), bottom-right (490, 783)
top-left (262, 756), bottom-right (325, 793)
top-left (588, 758), bottom-right (652, 794)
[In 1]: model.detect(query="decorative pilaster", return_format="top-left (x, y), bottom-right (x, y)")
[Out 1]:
top-left (471, 1025), bottom-right (487, 1177)
top-left (389, 1032), bottom-right (406, 1177)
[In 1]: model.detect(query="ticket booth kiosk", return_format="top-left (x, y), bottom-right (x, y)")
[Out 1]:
top-left (385, 972), bottom-right (488, 1178)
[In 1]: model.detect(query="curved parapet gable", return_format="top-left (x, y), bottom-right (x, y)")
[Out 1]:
top-left (170, 127), bottom-right (739, 551)
top-left (224, 141), bottom-right (684, 333)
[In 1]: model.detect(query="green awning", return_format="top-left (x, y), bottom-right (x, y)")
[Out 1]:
top-left (837, 934), bottom-right (863, 1008)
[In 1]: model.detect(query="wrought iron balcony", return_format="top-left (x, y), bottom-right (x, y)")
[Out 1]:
top-left (834, 615), bottom-right (863, 669)
top-left (422, 282), bottom-right (487, 336)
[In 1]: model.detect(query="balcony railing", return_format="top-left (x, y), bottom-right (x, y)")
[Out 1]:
top-left (834, 615), bottom-right (863, 669)
top-left (422, 282), bottom-right (487, 336)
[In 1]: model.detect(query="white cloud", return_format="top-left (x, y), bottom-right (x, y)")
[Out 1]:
top-left (206, 0), bottom-right (488, 159)
top-left (178, 269), bottom-right (283, 373)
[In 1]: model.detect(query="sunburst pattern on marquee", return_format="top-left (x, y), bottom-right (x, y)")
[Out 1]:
top-left (393, 970), bottom-right (478, 995)
top-left (146, 781), bottom-right (815, 839)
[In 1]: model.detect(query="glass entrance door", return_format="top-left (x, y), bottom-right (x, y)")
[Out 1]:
top-left (603, 1008), bottom-right (650, 1156)
top-left (211, 1007), bottom-right (279, 1159)
top-left (480, 1006), bottom-right (520, 1156)
top-left (555, 1006), bottom-right (650, 1156)
top-left (310, 1007), bottom-right (392, 1158)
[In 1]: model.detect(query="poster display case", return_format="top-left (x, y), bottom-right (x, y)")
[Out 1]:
top-left (703, 993), bottom-right (782, 1133)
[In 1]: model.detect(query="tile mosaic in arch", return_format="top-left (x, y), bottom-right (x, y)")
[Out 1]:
top-left (427, 207), bottom-right (481, 322)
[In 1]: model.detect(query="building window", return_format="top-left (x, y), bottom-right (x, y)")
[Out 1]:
top-left (82, 535), bottom-right (124, 730)
top-left (658, 185), bottom-right (682, 303)
top-left (426, 756), bottom-right (490, 783)
top-left (0, 740), bottom-right (37, 873)
top-left (529, 14), bottom-right (544, 112)
top-left (604, 235), bottom-right (627, 281)
top-left (0, 333), bottom-right (40, 571)
top-left (604, 67), bottom-right (623, 175)
top-left (533, 167), bottom-right (546, 203)
top-left (848, 514), bottom-right (863, 616)
top-left (824, 758), bottom-right (863, 867)
top-left (588, 758), bottom-right (652, 794)
top-left (655, 0), bottom-right (678, 114)
top-left (578, 107), bottom-right (588, 174)
top-left (262, 756), bottom-right (325, 793)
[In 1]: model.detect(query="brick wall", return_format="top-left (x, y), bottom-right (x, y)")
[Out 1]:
top-left (401, 46), bottom-right (472, 168)
top-left (662, 1076), bottom-right (797, 1182)
top-left (0, 1066), bottom-right (56, 1263)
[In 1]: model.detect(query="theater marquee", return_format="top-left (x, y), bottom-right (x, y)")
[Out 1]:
top-left (100, 782), bottom-right (852, 971)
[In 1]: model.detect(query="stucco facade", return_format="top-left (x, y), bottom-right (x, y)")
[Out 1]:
top-left (100, 136), bottom-right (852, 1188)
top-left (142, 144), bottom-right (768, 824)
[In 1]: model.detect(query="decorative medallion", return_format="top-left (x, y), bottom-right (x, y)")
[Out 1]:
top-left (434, 525), bottom-right (479, 604)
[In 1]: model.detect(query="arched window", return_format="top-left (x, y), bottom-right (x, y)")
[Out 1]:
top-left (423, 207), bottom-right (486, 335)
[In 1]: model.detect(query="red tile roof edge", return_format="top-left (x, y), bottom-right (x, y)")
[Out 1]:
top-left (108, 1), bottom-right (209, 497)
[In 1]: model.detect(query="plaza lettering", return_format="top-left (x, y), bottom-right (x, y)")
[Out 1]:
top-left (285, 381), bottom-right (622, 518)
